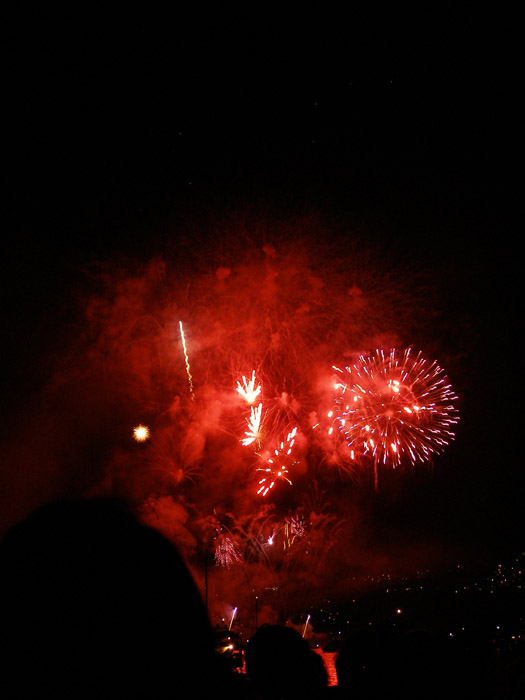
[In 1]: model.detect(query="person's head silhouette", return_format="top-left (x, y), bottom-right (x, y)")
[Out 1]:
top-left (0, 497), bottom-right (224, 698)
top-left (245, 623), bottom-right (328, 699)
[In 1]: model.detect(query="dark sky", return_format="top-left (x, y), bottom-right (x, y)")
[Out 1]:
top-left (3, 10), bottom-right (521, 564)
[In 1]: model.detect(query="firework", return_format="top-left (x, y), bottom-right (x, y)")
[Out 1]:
top-left (256, 427), bottom-right (298, 496)
top-left (228, 606), bottom-right (238, 630)
top-left (283, 515), bottom-right (307, 549)
top-left (241, 403), bottom-right (263, 447)
top-left (178, 321), bottom-right (195, 400)
top-left (236, 371), bottom-right (261, 404)
top-left (215, 537), bottom-right (242, 568)
top-left (310, 394), bottom-right (361, 480)
top-left (332, 348), bottom-right (459, 488)
top-left (132, 424), bottom-right (150, 442)
top-left (302, 613), bottom-right (311, 638)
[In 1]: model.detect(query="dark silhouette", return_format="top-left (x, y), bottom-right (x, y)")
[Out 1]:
top-left (0, 497), bottom-right (237, 698)
top-left (245, 624), bottom-right (329, 699)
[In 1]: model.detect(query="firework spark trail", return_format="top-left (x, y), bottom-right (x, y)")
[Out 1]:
top-left (302, 613), bottom-right (311, 638)
top-left (179, 321), bottom-right (195, 400)
top-left (256, 426), bottom-right (298, 496)
top-left (229, 606), bottom-right (237, 630)
top-left (241, 403), bottom-right (263, 446)
top-left (236, 371), bottom-right (261, 404)
top-left (331, 348), bottom-right (459, 488)
top-left (310, 374), bottom-right (363, 478)
top-left (283, 516), bottom-right (307, 550)
top-left (215, 537), bottom-right (242, 568)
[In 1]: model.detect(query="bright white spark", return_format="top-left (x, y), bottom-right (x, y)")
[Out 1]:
top-left (133, 424), bottom-right (150, 442)
top-left (236, 370), bottom-right (261, 404)
top-left (241, 403), bottom-right (263, 446)
top-left (179, 321), bottom-right (194, 400)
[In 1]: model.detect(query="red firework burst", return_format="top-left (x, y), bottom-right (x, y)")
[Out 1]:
top-left (256, 427), bottom-right (299, 497)
top-left (332, 348), bottom-right (459, 486)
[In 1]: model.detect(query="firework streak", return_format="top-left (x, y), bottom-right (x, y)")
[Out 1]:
top-left (179, 321), bottom-right (195, 400)
top-left (242, 403), bottom-right (263, 447)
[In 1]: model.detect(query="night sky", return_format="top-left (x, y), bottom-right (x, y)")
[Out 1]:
top-left (2, 8), bottom-right (521, 580)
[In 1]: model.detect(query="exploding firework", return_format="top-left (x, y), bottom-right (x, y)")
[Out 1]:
top-left (214, 536), bottom-right (243, 568)
top-left (256, 427), bottom-right (299, 496)
top-left (14, 214), bottom-right (464, 633)
top-left (241, 403), bottom-right (263, 447)
top-left (133, 424), bottom-right (150, 442)
top-left (283, 515), bottom-right (307, 549)
top-left (236, 371), bottom-right (261, 404)
top-left (332, 348), bottom-right (459, 487)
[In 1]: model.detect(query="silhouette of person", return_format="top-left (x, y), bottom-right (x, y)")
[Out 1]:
top-left (0, 497), bottom-right (235, 699)
top-left (245, 623), bottom-right (329, 699)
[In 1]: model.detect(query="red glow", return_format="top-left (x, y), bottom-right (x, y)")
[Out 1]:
top-left (256, 427), bottom-right (298, 496)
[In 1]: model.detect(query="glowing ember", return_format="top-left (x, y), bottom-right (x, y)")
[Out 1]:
top-left (241, 403), bottom-right (263, 446)
top-left (236, 370), bottom-right (261, 404)
top-left (332, 348), bottom-right (459, 486)
top-left (133, 424), bottom-right (150, 442)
